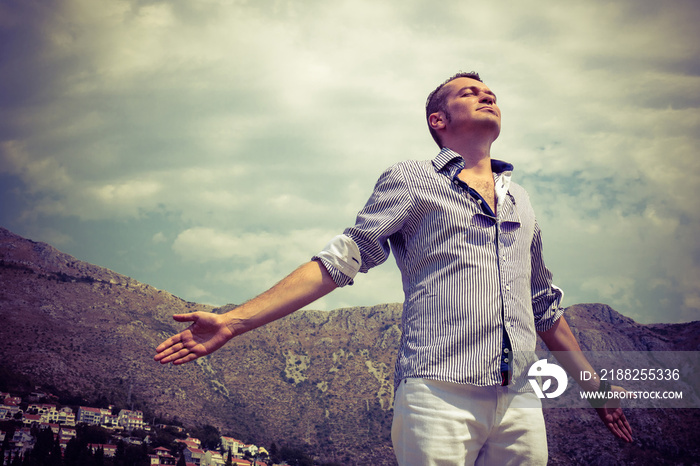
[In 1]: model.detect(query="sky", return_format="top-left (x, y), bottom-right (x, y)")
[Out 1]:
top-left (1, 0), bottom-right (699, 324)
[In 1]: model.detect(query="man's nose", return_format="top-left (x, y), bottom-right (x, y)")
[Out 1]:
top-left (480, 94), bottom-right (495, 105)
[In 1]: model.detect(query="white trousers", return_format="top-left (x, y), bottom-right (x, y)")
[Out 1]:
top-left (392, 378), bottom-right (548, 466)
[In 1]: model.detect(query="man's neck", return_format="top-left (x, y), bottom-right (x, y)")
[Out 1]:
top-left (446, 138), bottom-right (497, 213)
top-left (442, 124), bottom-right (498, 169)
top-left (444, 140), bottom-right (493, 175)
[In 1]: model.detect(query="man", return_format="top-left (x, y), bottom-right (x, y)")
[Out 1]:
top-left (155, 72), bottom-right (633, 465)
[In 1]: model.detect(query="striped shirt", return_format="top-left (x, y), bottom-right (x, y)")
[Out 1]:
top-left (314, 148), bottom-right (564, 390)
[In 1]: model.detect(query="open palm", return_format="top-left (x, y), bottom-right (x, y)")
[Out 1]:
top-left (154, 312), bottom-right (235, 365)
top-left (595, 385), bottom-right (633, 442)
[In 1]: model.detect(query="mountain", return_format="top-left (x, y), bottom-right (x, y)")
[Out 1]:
top-left (1, 226), bottom-right (698, 465)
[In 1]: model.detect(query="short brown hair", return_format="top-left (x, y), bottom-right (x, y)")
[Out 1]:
top-left (426, 71), bottom-right (482, 148)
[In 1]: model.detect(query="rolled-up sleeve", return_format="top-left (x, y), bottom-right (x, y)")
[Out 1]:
top-left (313, 164), bottom-right (413, 287)
top-left (313, 234), bottom-right (362, 287)
top-left (530, 222), bottom-right (565, 331)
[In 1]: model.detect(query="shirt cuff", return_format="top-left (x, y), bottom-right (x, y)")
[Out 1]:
top-left (534, 285), bottom-right (566, 332)
top-left (312, 234), bottom-right (362, 287)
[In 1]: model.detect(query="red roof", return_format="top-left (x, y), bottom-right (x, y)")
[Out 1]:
top-left (79, 406), bottom-right (102, 413)
top-left (231, 460), bottom-right (252, 466)
top-left (176, 438), bottom-right (199, 445)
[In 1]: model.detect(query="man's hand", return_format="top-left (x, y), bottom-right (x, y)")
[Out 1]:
top-left (595, 385), bottom-right (634, 443)
top-left (154, 261), bottom-right (336, 366)
top-left (154, 312), bottom-right (235, 365)
top-left (538, 317), bottom-right (634, 442)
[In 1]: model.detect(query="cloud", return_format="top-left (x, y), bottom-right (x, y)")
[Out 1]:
top-left (1, 0), bottom-right (698, 322)
top-left (581, 276), bottom-right (638, 310)
top-left (169, 224), bottom-right (404, 309)
top-left (152, 232), bottom-right (167, 244)
top-left (172, 226), bottom-right (335, 264)
top-left (173, 227), bottom-right (265, 263)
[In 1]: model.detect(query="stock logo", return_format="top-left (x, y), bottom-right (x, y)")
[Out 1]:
top-left (528, 359), bottom-right (568, 399)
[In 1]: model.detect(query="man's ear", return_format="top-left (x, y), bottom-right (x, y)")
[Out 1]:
top-left (428, 112), bottom-right (446, 131)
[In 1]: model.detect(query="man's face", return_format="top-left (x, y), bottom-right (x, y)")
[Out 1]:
top-left (440, 77), bottom-right (501, 139)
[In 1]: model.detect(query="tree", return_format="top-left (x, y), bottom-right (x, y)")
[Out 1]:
top-left (29, 426), bottom-right (56, 465)
top-left (122, 443), bottom-right (149, 466)
top-left (6, 453), bottom-right (17, 466)
top-left (270, 442), bottom-right (282, 463)
top-left (63, 437), bottom-right (93, 466)
top-left (176, 453), bottom-right (186, 466)
top-left (0, 424), bottom-right (16, 463)
top-left (280, 446), bottom-right (314, 466)
top-left (113, 441), bottom-right (126, 466)
top-left (94, 446), bottom-right (105, 466)
top-left (49, 432), bottom-right (64, 466)
top-left (77, 425), bottom-right (109, 445)
top-left (190, 424), bottom-right (220, 451)
top-left (129, 429), bottom-right (147, 441)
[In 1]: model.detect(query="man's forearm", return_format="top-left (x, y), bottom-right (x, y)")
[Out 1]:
top-left (223, 260), bottom-right (338, 337)
top-left (537, 316), bottom-right (600, 391)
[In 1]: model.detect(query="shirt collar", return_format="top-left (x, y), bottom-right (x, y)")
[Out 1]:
top-left (432, 147), bottom-right (514, 208)
top-left (432, 147), bottom-right (514, 177)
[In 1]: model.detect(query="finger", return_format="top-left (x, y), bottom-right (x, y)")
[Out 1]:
top-left (620, 425), bottom-right (633, 442)
top-left (621, 414), bottom-right (632, 435)
top-left (156, 351), bottom-right (178, 365)
top-left (155, 331), bottom-right (185, 349)
top-left (174, 352), bottom-right (199, 365)
top-left (609, 416), bottom-right (633, 443)
top-left (154, 342), bottom-right (184, 362)
top-left (155, 334), bottom-right (184, 355)
top-left (155, 337), bottom-right (179, 354)
top-left (616, 423), bottom-right (632, 442)
top-left (172, 313), bottom-right (198, 322)
top-left (618, 416), bottom-right (633, 442)
top-left (154, 346), bottom-right (174, 361)
top-left (607, 421), bottom-right (624, 440)
top-left (610, 410), bottom-right (632, 441)
top-left (159, 347), bottom-right (192, 365)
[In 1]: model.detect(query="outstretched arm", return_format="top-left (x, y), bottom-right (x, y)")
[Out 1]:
top-left (154, 260), bottom-right (337, 365)
top-left (537, 316), bottom-right (634, 443)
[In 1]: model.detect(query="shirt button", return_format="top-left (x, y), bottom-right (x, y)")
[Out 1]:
top-left (504, 358), bottom-right (509, 363)
top-left (504, 348), bottom-right (509, 354)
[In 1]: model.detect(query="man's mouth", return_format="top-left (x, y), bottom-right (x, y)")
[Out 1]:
top-left (478, 107), bottom-right (498, 115)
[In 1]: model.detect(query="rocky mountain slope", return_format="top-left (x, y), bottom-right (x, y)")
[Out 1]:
top-left (1, 226), bottom-right (698, 465)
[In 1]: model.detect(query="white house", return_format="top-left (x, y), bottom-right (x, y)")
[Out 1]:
top-left (77, 406), bottom-right (104, 425)
top-left (117, 409), bottom-right (144, 431)
top-left (220, 436), bottom-right (243, 457)
top-left (202, 450), bottom-right (225, 466)
top-left (183, 446), bottom-right (205, 465)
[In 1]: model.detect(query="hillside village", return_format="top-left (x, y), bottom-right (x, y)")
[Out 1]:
top-left (0, 391), bottom-right (271, 466)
